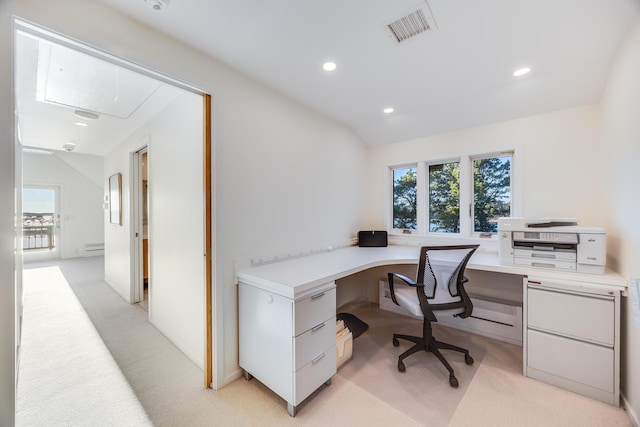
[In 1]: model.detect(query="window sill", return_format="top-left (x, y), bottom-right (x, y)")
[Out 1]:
top-left (387, 231), bottom-right (499, 253)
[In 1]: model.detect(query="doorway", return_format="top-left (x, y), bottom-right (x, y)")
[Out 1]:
top-left (22, 185), bottom-right (60, 261)
top-left (14, 20), bottom-right (214, 388)
top-left (133, 147), bottom-right (150, 311)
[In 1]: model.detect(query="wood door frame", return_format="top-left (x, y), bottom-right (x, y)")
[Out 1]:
top-left (203, 94), bottom-right (213, 387)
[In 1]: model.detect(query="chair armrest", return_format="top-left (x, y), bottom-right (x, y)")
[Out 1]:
top-left (387, 272), bottom-right (417, 306)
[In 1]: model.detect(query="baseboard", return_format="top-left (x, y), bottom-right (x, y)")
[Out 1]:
top-left (149, 318), bottom-right (205, 372)
top-left (622, 393), bottom-right (640, 427)
top-left (103, 278), bottom-right (131, 304)
top-left (224, 369), bottom-right (243, 388)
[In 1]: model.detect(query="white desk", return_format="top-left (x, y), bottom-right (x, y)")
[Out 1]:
top-left (236, 246), bottom-right (626, 298)
top-left (236, 245), bottom-right (627, 415)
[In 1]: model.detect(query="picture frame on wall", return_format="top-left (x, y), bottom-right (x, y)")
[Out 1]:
top-left (109, 173), bottom-right (122, 225)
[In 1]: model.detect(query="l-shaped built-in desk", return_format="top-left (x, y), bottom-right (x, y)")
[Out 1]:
top-left (236, 245), bottom-right (628, 416)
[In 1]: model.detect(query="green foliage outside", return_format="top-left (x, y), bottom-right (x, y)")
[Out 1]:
top-left (473, 157), bottom-right (511, 233)
top-left (392, 156), bottom-right (510, 233)
top-left (429, 163), bottom-right (460, 232)
top-left (392, 168), bottom-right (417, 229)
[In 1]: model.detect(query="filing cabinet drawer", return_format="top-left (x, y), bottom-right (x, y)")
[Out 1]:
top-left (294, 287), bottom-right (336, 336)
top-left (294, 316), bottom-right (336, 370)
top-left (293, 347), bottom-right (336, 405)
top-left (528, 287), bottom-right (614, 346)
top-left (528, 330), bottom-right (614, 393)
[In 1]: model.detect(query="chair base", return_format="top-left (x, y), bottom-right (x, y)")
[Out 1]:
top-left (393, 329), bottom-right (474, 388)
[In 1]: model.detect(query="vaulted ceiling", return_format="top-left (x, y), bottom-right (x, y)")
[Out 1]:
top-left (16, 1), bottom-right (640, 156)
top-left (96, 0), bottom-right (640, 146)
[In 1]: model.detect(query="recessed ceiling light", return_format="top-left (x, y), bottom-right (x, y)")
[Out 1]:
top-left (74, 122), bottom-right (88, 127)
top-left (383, 107), bottom-right (394, 114)
top-left (323, 62), bottom-right (337, 72)
top-left (74, 110), bottom-right (99, 120)
top-left (513, 67), bottom-right (531, 77)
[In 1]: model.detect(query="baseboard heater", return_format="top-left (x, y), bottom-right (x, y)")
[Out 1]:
top-left (83, 243), bottom-right (105, 257)
top-left (379, 280), bottom-right (523, 346)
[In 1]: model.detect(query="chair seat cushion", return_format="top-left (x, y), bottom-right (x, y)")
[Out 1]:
top-left (393, 286), bottom-right (465, 319)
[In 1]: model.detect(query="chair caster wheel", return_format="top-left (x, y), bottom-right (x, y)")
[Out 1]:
top-left (465, 354), bottom-right (474, 365)
top-left (398, 360), bottom-right (405, 372)
top-left (449, 375), bottom-right (459, 388)
top-left (392, 337), bottom-right (399, 347)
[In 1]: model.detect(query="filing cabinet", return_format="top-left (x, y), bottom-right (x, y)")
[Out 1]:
top-left (523, 278), bottom-right (620, 405)
top-left (239, 281), bottom-right (336, 417)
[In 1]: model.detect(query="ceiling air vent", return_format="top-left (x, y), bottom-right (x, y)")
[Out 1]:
top-left (386, 3), bottom-right (437, 43)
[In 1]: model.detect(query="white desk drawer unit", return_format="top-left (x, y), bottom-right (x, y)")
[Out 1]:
top-left (523, 279), bottom-right (620, 406)
top-left (239, 281), bottom-right (337, 417)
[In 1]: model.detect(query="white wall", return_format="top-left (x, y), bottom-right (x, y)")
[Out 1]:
top-left (104, 91), bottom-right (205, 368)
top-left (600, 18), bottom-right (640, 425)
top-left (23, 151), bottom-right (104, 259)
top-left (0, 3), bottom-right (17, 425)
top-left (16, 0), bottom-right (373, 386)
top-left (365, 104), bottom-right (607, 230)
top-left (216, 84), bottom-right (367, 382)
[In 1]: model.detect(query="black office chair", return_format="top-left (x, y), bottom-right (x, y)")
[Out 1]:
top-left (387, 245), bottom-right (479, 387)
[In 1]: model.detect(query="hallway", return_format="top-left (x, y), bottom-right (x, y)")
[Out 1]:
top-left (17, 257), bottom-right (252, 426)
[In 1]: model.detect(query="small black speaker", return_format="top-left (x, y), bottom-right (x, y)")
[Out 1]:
top-left (358, 230), bottom-right (388, 247)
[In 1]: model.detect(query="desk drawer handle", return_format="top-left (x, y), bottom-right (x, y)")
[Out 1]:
top-left (311, 292), bottom-right (325, 300)
top-left (311, 323), bottom-right (326, 332)
top-left (312, 353), bottom-right (326, 364)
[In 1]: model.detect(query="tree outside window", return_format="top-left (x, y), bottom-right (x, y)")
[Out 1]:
top-left (429, 162), bottom-right (460, 233)
top-left (392, 167), bottom-right (417, 230)
top-left (473, 155), bottom-right (511, 233)
top-left (391, 152), bottom-right (512, 236)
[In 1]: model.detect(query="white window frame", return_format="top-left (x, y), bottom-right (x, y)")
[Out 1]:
top-left (388, 149), bottom-right (518, 240)
top-left (389, 164), bottom-right (418, 233)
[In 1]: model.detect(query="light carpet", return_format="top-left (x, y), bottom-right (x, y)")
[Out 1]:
top-left (16, 265), bottom-right (152, 427)
top-left (16, 257), bottom-right (633, 426)
top-left (336, 305), bottom-right (485, 425)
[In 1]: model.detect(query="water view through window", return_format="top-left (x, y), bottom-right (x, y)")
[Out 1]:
top-left (23, 188), bottom-right (56, 251)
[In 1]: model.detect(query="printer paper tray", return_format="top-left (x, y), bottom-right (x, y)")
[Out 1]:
top-left (514, 257), bottom-right (576, 271)
top-left (514, 248), bottom-right (576, 261)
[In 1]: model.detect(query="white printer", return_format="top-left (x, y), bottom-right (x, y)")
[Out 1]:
top-left (498, 217), bottom-right (606, 274)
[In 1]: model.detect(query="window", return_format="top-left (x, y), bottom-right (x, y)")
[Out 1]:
top-left (473, 155), bottom-right (511, 233)
top-left (22, 187), bottom-right (58, 253)
top-left (429, 162), bottom-right (460, 233)
top-left (392, 166), bottom-right (417, 230)
top-left (390, 151), bottom-right (513, 237)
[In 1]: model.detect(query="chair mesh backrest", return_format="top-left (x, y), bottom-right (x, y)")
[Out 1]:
top-left (418, 246), bottom-right (477, 304)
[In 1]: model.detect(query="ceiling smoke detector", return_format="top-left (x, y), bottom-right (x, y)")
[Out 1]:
top-left (386, 2), bottom-right (437, 44)
top-left (144, 0), bottom-right (169, 11)
top-left (63, 142), bottom-right (76, 152)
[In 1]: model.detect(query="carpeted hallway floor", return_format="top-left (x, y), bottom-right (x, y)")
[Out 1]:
top-left (16, 257), bottom-right (633, 426)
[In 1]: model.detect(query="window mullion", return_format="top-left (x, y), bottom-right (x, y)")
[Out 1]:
top-left (459, 155), bottom-right (472, 236)
top-left (416, 162), bottom-right (426, 235)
